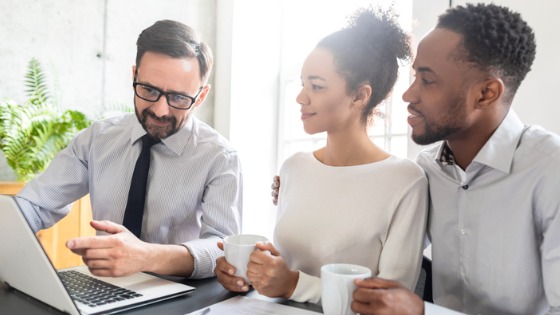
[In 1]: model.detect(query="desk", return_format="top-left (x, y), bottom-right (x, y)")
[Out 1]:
top-left (0, 277), bottom-right (323, 314)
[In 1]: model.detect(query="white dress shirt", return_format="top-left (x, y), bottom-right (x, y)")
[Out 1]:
top-left (16, 113), bottom-right (243, 279)
top-left (418, 110), bottom-right (560, 315)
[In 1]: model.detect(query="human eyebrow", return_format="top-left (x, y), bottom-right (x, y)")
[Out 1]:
top-left (135, 80), bottom-right (191, 96)
top-left (416, 66), bottom-right (435, 74)
top-left (306, 75), bottom-right (327, 82)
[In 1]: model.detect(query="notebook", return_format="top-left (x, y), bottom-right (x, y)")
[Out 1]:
top-left (0, 194), bottom-right (195, 315)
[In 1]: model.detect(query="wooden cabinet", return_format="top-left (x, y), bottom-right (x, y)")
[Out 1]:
top-left (0, 182), bottom-right (95, 269)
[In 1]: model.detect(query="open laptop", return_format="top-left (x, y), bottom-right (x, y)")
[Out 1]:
top-left (0, 195), bottom-right (195, 314)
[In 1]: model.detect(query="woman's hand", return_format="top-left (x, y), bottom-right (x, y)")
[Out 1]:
top-left (213, 241), bottom-right (250, 292)
top-left (246, 242), bottom-right (298, 298)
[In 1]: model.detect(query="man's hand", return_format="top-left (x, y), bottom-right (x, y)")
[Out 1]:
top-left (271, 175), bottom-right (280, 205)
top-left (66, 220), bottom-right (153, 277)
top-left (214, 241), bottom-right (251, 292)
top-left (246, 242), bottom-right (298, 299)
top-left (352, 277), bottom-right (424, 315)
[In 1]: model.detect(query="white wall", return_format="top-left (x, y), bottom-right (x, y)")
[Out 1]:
top-left (407, 0), bottom-right (560, 160)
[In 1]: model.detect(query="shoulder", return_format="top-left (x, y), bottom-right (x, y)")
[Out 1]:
top-left (73, 113), bottom-right (134, 142)
top-left (382, 156), bottom-right (427, 182)
top-left (285, 151), bottom-right (313, 163)
top-left (282, 152), bottom-right (314, 165)
top-left (519, 125), bottom-right (560, 163)
top-left (280, 152), bottom-right (313, 170)
top-left (191, 117), bottom-right (237, 155)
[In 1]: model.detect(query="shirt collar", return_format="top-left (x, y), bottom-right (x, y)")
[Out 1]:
top-left (473, 109), bottom-right (524, 173)
top-left (130, 115), bottom-right (194, 156)
top-left (435, 109), bottom-right (525, 174)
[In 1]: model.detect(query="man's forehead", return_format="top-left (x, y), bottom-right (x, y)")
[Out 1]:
top-left (413, 28), bottom-right (463, 71)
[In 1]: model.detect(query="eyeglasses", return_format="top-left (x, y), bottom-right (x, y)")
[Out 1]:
top-left (133, 82), bottom-right (203, 110)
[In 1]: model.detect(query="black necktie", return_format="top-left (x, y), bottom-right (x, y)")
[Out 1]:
top-left (123, 135), bottom-right (159, 238)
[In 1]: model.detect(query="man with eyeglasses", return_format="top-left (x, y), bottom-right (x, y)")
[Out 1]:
top-left (14, 20), bottom-right (243, 279)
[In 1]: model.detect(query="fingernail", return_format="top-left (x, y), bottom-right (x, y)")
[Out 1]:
top-left (66, 240), bottom-right (74, 248)
top-left (242, 286), bottom-right (249, 292)
top-left (236, 280), bottom-right (244, 286)
top-left (228, 269), bottom-right (234, 275)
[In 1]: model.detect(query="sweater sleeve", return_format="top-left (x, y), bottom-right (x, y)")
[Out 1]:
top-left (289, 270), bottom-right (322, 304)
top-left (377, 175), bottom-right (429, 289)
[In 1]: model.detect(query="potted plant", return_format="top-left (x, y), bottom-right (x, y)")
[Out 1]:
top-left (0, 58), bottom-right (94, 269)
top-left (0, 58), bottom-right (91, 181)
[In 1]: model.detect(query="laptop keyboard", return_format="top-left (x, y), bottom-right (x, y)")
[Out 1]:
top-left (58, 270), bottom-right (143, 308)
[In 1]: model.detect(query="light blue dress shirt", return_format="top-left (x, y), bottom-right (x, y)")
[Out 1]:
top-left (419, 110), bottom-right (560, 315)
top-left (15, 113), bottom-right (243, 279)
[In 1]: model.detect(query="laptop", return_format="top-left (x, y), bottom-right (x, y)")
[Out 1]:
top-left (0, 195), bottom-right (195, 315)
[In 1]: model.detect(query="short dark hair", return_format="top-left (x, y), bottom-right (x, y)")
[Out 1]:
top-left (437, 3), bottom-right (536, 104)
top-left (136, 20), bottom-right (213, 84)
top-left (317, 6), bottom-right (411, 125)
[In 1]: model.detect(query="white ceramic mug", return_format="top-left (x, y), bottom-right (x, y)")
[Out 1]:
top-left (223, 234), bottom-right (268, 284)
top-left (321, 263), bottom-right (372, 315)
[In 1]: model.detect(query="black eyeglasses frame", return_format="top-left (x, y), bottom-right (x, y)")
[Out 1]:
top-left (133, 82), bottom-right (203, 110)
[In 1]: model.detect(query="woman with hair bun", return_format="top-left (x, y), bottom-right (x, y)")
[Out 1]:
top-left (215, 6), bottom-right (428, 304)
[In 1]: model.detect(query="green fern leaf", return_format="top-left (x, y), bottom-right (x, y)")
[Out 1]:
top-left (1, 58), bottom-right (92, 181)
top-left (24, 58), bottom-right (50, 106)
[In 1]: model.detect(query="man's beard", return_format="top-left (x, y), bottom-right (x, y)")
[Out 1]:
top-left (412, 123), bottom-right (461, 145)
top-left (411, 94), bottom-right (467, 145)
top-left (134, 104), bottom-right (180, 140)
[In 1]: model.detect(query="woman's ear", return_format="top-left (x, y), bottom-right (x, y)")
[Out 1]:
top-left (476, 78), bottom-right (504, 109)
top-left (353, 84), bottom-right (372, 108)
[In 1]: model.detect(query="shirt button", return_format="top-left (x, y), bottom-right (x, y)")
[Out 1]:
top-left (462, 185), bottom-right (469, 190)
top-left (460, 229), bottom-right (467, 235)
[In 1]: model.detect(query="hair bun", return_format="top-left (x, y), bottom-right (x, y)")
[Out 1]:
top-left (346, 6), bottom-right (411, 62)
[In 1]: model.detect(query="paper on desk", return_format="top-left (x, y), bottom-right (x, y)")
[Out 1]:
top-left (184, 296), bottom-right (321, 315)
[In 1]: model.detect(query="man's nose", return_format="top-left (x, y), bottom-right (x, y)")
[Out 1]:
top-left (151, 96), bottom-right (171, 117)
top-left (402, 83), bottom-right (417, 104)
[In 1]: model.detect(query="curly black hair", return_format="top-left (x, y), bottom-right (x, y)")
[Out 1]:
top-left (317, 6), bottom-right (411, 125)
top-left (437, 3), bottom-right (536, 104)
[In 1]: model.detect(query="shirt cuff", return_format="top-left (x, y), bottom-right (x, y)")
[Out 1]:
top-left (289, 271), bottom-right (321, 304)
top-left (183, 237), bottom-right (222, 279)
top-left (424, 302), bottom-right (467, 315)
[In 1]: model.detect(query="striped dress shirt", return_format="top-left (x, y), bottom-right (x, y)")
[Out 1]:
top-left (15, 113), bottom-right (243, 279)
top-left (420, 110), bottom-right (560, 315)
